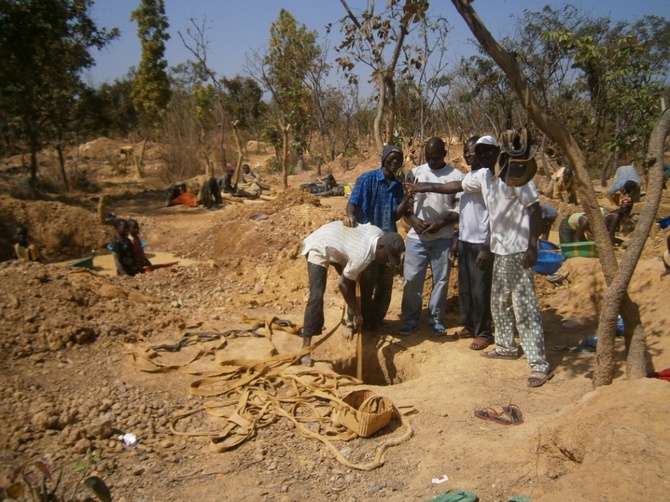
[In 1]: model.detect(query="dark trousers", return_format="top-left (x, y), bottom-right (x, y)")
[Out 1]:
top-left (347, 261), bottom-right (394, 330)
top-left (458, 240), bottom-right (493, 340)
top-left (303, 260), bottom-right (328, 338)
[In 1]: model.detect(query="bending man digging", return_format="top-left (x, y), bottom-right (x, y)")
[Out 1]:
top-left (299, 221), bottom-right (405, 366)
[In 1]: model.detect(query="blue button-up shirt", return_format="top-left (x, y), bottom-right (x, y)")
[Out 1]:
top-left (348, 168), bottom-right (404, 233)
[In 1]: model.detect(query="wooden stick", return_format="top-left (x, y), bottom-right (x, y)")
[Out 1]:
top-left (356, 282), bottom-right (363, 381)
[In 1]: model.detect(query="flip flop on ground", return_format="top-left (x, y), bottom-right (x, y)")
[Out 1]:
top-left (432, 323), bottom-right (447, 336)
top-left (527, 370), bottom-right (554, 387)
top-left (424, 489), bottom-right (480, 502)
top-left (502, 404), bottom-right (524, 425)
top-left (481, 349), bottom-right (519, 360)
top-left (474, 408), bottom-right (512, 425)
top-left (469, 336), bottom-right (493, 350)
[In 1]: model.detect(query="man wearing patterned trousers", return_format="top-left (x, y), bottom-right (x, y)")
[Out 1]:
top-left (405, 135), bottom-right (551, 387)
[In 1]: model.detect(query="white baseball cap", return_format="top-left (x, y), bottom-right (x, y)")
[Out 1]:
top-left (475, 135), bottom-right (499, 148)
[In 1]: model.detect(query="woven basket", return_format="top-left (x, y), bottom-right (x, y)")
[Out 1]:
top-left (335, 390), bottom-right (393, 437)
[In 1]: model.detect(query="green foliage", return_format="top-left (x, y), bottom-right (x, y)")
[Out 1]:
top-left (0, 0), bottom-right (119, 184)
top-left (221, 75), bottom-right (265, 128)
top-left (543, 14), bottom-right (669, 158)
top-left (75, 75), bottom-right (138, 138)
top-left (0, 450), bottom-right (110, 501)
top-left (131, 0), bottom-right (171, 136)
top-left (264, 8), bottom-right (320, 135)
top-left (260, 8), bottom-right (323, 171)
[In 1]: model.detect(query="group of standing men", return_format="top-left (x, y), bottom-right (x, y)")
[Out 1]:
top-left (300, 135), bottom-right (552, 388)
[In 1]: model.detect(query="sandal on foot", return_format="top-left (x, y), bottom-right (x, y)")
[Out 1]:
top-left (398, 323), bottom-right (418, 336)
top-left (469, 336), bottom-right (493, 351)
top-left (453, 327), bottom-right (475, 339)
top-left (474, 408), bottom-right (512, 425)
top-left (502, 404), bottom-right (524, 425)
top-left (481, 349), bottom-right (519, 360)
top-left (432, 323), bottom-right (447, 336)
top-left (528, 370), bottom-right (554, 387)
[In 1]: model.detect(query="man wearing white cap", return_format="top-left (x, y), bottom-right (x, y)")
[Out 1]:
top-left (406, 135), bottom-right (552, 388)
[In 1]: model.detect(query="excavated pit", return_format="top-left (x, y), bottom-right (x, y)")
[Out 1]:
top-left (330, 336), bottom-right (420, 386)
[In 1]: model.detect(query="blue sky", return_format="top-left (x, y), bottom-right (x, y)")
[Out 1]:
top-left (86, 0), bottom-right (669, 91)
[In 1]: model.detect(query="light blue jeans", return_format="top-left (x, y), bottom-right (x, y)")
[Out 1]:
top-left (401, 237), bottom-right (453, 328)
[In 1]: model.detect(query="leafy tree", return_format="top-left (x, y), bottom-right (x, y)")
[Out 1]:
top-left (75, 75), bottom-right (138, 139)
top-left (131, 0), bottom-right (171, 136)
top-left (451, 0), bottom-right (669, 386)
top-left (336, 0), bottom-right (428, 151)
top-left (249, 9), bottom-right (322, 187)
top-left (0, 0), bottom-right (118, 189)
top-left (221, 75), bottom-right (266, 141)
top-left (544, 14), bottom-right (670, 181)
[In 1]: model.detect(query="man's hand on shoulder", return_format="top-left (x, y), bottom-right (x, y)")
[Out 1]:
top-left (342, 215), bottom-right (357, 228)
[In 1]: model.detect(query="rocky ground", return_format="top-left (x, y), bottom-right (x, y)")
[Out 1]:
top-left (1, 139), bottom-right (669, 501)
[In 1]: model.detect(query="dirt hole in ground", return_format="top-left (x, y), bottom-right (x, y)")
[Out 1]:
top-left (331, 336), bottom-right (420, 386)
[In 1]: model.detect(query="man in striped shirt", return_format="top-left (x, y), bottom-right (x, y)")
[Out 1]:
top-left (300, 221), bottom-right (405, 366)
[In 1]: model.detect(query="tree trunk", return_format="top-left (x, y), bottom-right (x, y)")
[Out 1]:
top-left (219, 106), bottom-right (228, 170)
top-left (599, 151), bottom-right (614, 188)
top-left (538, 134), bottom-right (553, 185)
top-left (625, 107), bottom-right (670, 379)
top-left (135, 139), bottom-right (147, 178)
top-left (281, 122), bottom-right (290, 190)
top-left (373, 77), bottom-right (386, 153)
top-left (98, 195), bottom-right (107, 225)
top-left (451, 0), bottom-right (664, 387)
top-left (56, 143), bottom-right (69, 191)
top-left (29, 135), bottom-right (39, 193)
top-left (231, 120), bottom-right (244, 186)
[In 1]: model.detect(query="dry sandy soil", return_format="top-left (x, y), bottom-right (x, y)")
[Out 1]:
top-left (1, 138), bottom-right (670, 502)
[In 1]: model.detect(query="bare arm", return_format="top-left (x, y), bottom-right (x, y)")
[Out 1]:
top-left (404, 181), bottom-right (464, 195)
top-left (343, 203), bottom-right (357, 227)
top-left (522, 202), bottom-right (541, 268)
top-left (574, 216), bottom-right (590, 242)
top-left (338, 276), bottom-right (362, 330)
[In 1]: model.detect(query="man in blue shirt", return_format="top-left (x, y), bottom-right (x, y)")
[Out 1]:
top-left (342, 145), bottom-right (410, 336)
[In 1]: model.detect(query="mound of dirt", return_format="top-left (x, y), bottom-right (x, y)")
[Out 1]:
top-left (0, 195), bottom-right (112, 262)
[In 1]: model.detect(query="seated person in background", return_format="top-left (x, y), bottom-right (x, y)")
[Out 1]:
top-left (109, 219), bottom-right (142, 276)
top-left (242, 164), bottom-right (262, 183)
top-left (236, 182), bottom-right (263, 198)
top-left (606, 164), bottom-right (641, 205)
top-left (165, 181), bottom-right (197, 207)
top-left (13, 224), bottom-right (46, 262)
top-left (605, 199), bottom-right (634, 244)
top-left (243, 163), bottom-right (271, 190)
top-left (301, 173), bottom-right (338, 195)
top-left (165, 181), bottom-right (187, 206)
top-left (540, 204), bottom-right (558, 241)
top-left (547, 167), bottom-right (577, 204)
top-left (127, 219), bottom-right (151, 270)
top-left (661, 234), bottom-right (670, 279)
top-left (558, 212), bottom-right (590, 244)
top-left (218, 166), bottom-right (237, 195)
top-left (198, 176), bottom-right (223, 209)
top-left (559, 201), bottom-right (633, 245)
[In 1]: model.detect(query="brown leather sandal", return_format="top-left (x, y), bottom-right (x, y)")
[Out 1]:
top-left (469, 337), bottom-right (493, 351)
